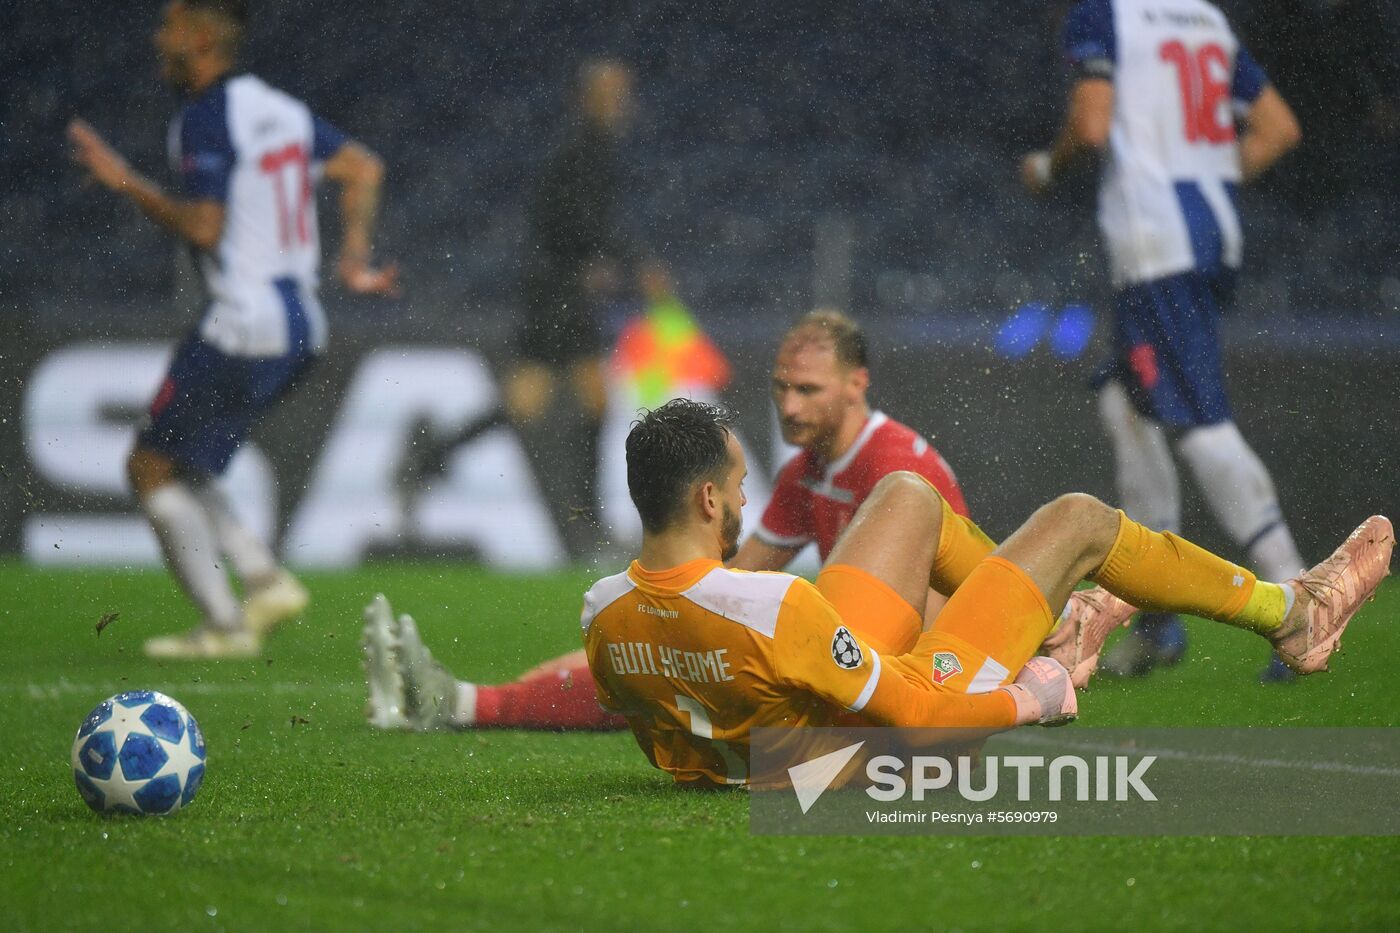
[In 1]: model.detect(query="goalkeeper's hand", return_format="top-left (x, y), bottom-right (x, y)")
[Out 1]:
top-left (1001, 657), bottom-right (1078, 726)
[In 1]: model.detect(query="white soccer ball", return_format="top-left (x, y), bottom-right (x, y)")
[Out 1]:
top-left (71, 691), bottom-right (207, 815)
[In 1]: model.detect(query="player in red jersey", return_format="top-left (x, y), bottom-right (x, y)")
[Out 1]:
top-left (740, 310), bottom-right (968, 573)
top-left (363, 310), bottom-right (1133, 730)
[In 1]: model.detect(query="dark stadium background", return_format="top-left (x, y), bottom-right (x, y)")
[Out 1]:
top-left (2, 0), bottom-right (1397, 562)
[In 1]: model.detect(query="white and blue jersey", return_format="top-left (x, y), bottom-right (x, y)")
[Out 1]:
top-left (140, 74), bottom-right (347, 474)
top-left (168, 73), bottom-right (346, 358)
top-left (1064, 0), bottom-right (1268, 288)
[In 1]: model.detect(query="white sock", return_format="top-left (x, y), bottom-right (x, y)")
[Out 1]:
top-left (1098, 381), bottom-right (1182, 531)
top-left (1248, 523), bottom-right (1307, 583)
top-left (453, 682), bottom-right (479, 727)
top-left (1176, 421), bottom-right (1305, 581)
top-left (192, 481), bottom-right (279, 589)
top-left (143, 483), bottom-right (242, 631)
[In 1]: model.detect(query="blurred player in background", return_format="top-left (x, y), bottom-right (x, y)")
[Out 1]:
top-left (1022, 0), bottom-right (1305, 680)
top-left (508, 59), bottom-right (673, 556)
top-left (363, 311), bottom-right (1131, 732)
top-left (385, 399), bottom-right (1390, 786)
top-left (68, 0), bottom-right (396, 658)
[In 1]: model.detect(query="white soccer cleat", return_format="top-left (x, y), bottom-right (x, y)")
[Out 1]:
top-left (362, 594), bottom-right (409, 730)
top-left (395, 613), bottom-right (460, 732)
top-left (243, 570), bottom-right (310, 637)
top-left (144, 625), bottom-right (260, 660)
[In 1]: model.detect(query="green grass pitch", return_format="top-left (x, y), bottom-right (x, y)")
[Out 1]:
top-left (1, 561), bottom-right (1397, 931)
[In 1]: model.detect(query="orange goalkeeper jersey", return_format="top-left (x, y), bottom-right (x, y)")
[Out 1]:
top-left (581, 559), bottom-right (1016, 787)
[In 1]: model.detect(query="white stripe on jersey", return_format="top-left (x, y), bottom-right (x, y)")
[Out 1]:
top-left (681, 568), bottom-right (798, 640)
top-left (967, 656), bottom-right (1011, 695)
top-left (847, 648), bottom-right (882, 712)
top-left (581, 570), bottom-right (639, 631)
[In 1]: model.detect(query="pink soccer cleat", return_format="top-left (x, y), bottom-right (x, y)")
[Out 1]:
top-left (1271, 515), bottom-right (1394, 674)
top-left (1005, 657), bottom-right (1079, 726)
top-left (1041, 586), bottom-right (1138, 689)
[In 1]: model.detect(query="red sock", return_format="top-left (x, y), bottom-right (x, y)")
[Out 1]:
top-left (475, 660), bottom-right (626, 731)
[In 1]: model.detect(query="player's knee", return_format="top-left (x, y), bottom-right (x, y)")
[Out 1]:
top-left (867, 471), bottom-right (943, 529)
top-left (1046, 493), bottom-right (1119, 549)
top-left (1045, 492), bottom-right (1111, 526)
top-left (1052, 492), bottom-right (1100, 511)
top-left (127, 446), bottom-right (174, 497)
top-left (872, 470), bottom-right (941, 510)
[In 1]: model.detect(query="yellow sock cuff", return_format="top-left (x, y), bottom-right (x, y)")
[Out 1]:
top-left (1234, 581), bottom-right (1289, 634)
top-left (1093, 510), bottom-right (1138, 584)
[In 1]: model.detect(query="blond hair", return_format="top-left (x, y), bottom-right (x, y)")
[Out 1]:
top-left (781, 308), bottom-right (868, 369)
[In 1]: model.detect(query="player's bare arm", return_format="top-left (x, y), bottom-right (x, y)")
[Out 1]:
top-left (1022, 78), bottom-right (1113, 196)
top-left (323, 141), bottom-right (399, 295)
top-left (67, 118), bottom-right (224, 251)
top-left (1238, 85), bottom-right (1302, 183)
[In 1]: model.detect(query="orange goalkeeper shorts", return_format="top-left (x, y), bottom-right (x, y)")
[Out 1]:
top-left (902, 556), bottom-right (1055, 694)
top-left (816, 563), bottom-right (923, 656)
top-left (817, 556), bottom-right (1054, 696)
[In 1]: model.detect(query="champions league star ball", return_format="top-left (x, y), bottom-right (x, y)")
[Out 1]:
top-left (71, 691), bottom-right (207, 815)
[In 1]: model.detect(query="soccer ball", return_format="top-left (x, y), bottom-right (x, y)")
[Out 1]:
top-left (71, 691), bottom-right (207, 815)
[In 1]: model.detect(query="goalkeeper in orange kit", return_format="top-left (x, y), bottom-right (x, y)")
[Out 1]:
top-left (377, 399), bottom-right (1392, 787)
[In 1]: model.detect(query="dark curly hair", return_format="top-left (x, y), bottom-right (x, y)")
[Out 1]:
top-left (625, 398), bottom-right (736, 534)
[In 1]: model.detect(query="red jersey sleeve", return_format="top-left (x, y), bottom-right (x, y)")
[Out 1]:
top-left (756, 455), bottom-right (815, 548)
top-left (863, 421), bottom-right (970, 518)
top-left (908, 436), bottom-right (969, 517)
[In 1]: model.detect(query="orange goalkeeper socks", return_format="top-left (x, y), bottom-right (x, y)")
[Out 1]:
top-left (930, 495), bottom-right (997, 596)
top-left (1092, 511), bottom-right (1290, 634)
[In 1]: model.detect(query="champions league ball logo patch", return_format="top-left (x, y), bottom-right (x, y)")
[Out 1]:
top-left (830, 627), bottom-right (863, 670)
top-left (931, 651), bottom-right (963, 685)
